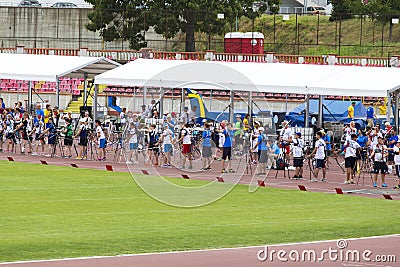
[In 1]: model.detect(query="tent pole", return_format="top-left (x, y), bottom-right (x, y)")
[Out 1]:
top-left (94, 84), bottom-right (98, 120)
top-left (83, 74), bottom-right (88, 107)
top-left (181, 88), bottom-right (185, 118)
top-left (248, 91), bottom-right (252, 126)
top-left (387, 91), bottom-right (392, 124)
top-left (229, 90), bottom-right (234, 123)
top-left (56, 78), bottom-right (60, 109)
top-left (143, 87), bottom-right (147, 107)
top-left (318, 95), bottom-right (324, 128)
top-left (305, 93), bottom-right (310, 128)
top-left (159, 86), bottom-right (164, 118)
top-left (28, 81), bottom-right (32, 114)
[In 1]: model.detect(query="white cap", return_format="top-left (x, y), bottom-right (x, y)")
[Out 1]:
top-left (259, 127), bottom-right (265, 131)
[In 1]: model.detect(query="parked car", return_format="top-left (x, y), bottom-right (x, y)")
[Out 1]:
top-left (306, 6), bottom-right (326, 15)
top-left (18, 0), bottom-right (41, 7)
top-left (51, 2), bottom-right (78, 8)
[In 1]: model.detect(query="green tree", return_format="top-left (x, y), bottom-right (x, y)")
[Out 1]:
top-left (86, 0), bottom-right (262, 52)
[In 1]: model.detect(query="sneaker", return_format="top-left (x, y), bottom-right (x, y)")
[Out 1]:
top-left (298, 175), bottom-right (303, 179)
top-left (293, 175), bottom-right (298, 179)
top-left (76, 156), bottom-right (82, 160)
top-left (45, 154), bottom-right (51, 157)
top-left (350, 180), bottom-right (355, 184)
top-left (320, 178), bottom-right (327, 182)
top-left (97, 158), bottom-right (103, 161)
top-left (180, 166), bottom-right (185, 169)
top-left (222, 169), bottom-right (226, 173)
top-left (229, 169), bottom-right (235, 173)
top-left (126, 161), bottom-right (133, 164)
top-left (102, 157), bottom-right (107, 161)
top-left (382, 183), bottom-right (388, 188)
top-left (133, 161), bottom-right (139, 164)
top-left (393, 185), bottom-right (400, 189)
top-left (188, 166), bottom-right (193, 170)
top-left (312, 178), bottom-right (318, 182)
top-left (373, 182), bottom-right (377, 188)
top-left (200, 168), bottom-right (206, 171)
top-left (82, 155), bottom-right (87, 160)
top-left (205, 167), bottom-right (212, 170)
top-left (343, 180), bottom-right (349, 184)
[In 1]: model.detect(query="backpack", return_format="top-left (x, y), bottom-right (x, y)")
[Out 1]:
top-left (276, 157), bottom-right (286, 170)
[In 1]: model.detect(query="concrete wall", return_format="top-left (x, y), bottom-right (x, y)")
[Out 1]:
top-left (0, 7), bottom-right (166, 50)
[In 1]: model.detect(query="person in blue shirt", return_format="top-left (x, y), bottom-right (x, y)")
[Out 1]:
top-left (356, 129), bottom-right (370, 167)
top-left (42, 117), bottom-right (56, 156)
top-left (387, 129), bottom-right (398, 167)
top-left (201, 122), bottom-right (212, 170)
top-left (219, 122), bottom-right (237, 173)
top-left (366, 102), bottom-right (377, 128)
top-left (268, 139), bottom-right (281, 169)
top-left (35, 104), bottom-right (44, 122)
top-left (253, 127), bottom-right (268, 175)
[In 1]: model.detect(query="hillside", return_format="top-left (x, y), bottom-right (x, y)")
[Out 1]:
top-left (173, 14), bottom-right (400, 57)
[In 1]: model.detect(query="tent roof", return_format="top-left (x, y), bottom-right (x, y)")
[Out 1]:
top-left (0, 53), bottom-right (121, 82)
top-left (94, 59), bottom-right (400, 97)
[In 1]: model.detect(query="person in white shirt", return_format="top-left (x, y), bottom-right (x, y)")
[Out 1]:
top-left (279, 120), bottom-right (292, 155)
top-left (95, 120), bottom-right (106, 161)
top-left (177, 122), bottom-right (192, 169)
top-left (309, 131), bottom-right (327, 182)
top-left (127, 122), bottom-right (139, 164)
top-left (180, 107), bottom-right (190, 125)
top-left (160, 125), bottom-right (174, 167)
top-left (291, 132), bottom-right (304, 179)
top-left (188, 106), bottom-right (197, 125)
top-left (344, 134), bottom-right (361, 184)
top-left (120, 107), bottom-right (127, 125)
top-left (393, 142), bottom-right (400, 189)
top-left (370, 136), bottom-right (388, 188)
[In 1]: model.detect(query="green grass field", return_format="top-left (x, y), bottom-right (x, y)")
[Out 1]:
top-left (1, 161), bottom-right (399, 263)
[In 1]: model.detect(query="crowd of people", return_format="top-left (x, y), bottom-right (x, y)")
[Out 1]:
top-left (1, 97), bottom-right (400, 190)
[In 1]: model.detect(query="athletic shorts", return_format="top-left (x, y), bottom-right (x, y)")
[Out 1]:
top-left (293, 157), bottom-right (304, 167)
top-left (202, 146), bottom-right (212, 158)
top-left (64, 136), bottom-right (73, 146)
top-left (99, 138), bottom-right (106, 149)
top-left (79, 137), bottom-right (88, 147)
top-left (164, 144), bottom-right (173, 153)
top-left (6, 133), bottom-right (16, 143)
top-left (149, 143), bottom-right (159, 154)
top-left (315, 158), bottom-right (326, 169)
top-left (130, 142), bottom-right (138, 150)
top-left (373, 161), bottom-right (387, 174)
top-left (222, 147), bottom-right (232, 161)
top-left (182, 144), bottom-right (191, 154)
top-left (48, 135), bottom-right (56, 145)
top-left (35, 133), bottom-right (44, 140)
top-left (345, 157), bottom-right (357, 169)
top-left (258, 150), bottom-right (268, 163)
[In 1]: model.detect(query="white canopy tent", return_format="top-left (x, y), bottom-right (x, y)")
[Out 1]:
top-left (0, 53), bottom-right (120, 111)
top-left (94, 58), bottom-right (400, 126)
top-left (95, 58), bottom-right (400, 97)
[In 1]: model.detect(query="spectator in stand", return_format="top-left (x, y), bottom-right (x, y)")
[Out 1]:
top-left (366, 102), bottom-right (377, 127)
top-left (378, 100), bottom-right (387, 115)
top-left (347, 101), bottom-right (355, 119)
